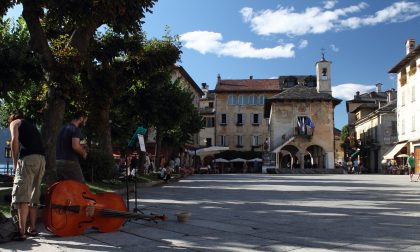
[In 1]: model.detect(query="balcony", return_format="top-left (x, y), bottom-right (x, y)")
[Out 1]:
top-left (400, 75), bottom-right (407, 86)
top-left (294, 127), bottom-right (313, 138)
top-left (409, 67), bottom-right (417, 76)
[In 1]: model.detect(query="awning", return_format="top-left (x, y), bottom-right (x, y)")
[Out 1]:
top-left (383, 142), bottom-right (407, 160)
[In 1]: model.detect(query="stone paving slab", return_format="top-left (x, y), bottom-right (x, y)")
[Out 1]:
top-left (2, 174), bottom-right (420, 251)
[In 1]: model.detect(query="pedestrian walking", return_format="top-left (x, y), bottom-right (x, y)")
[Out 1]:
top-left (408, 152), bottom-right (416, 182)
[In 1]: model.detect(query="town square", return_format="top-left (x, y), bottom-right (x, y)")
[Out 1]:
top-left (1, 0), bottom-right (420, 251)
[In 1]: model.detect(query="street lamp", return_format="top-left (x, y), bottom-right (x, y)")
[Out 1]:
top-left (4, 139), bottom-right (11, 175)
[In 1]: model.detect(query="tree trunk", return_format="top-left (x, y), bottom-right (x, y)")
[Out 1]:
top-left (90, 100), bottom-right (113, 157)
top-left (41, 88), bottom-right (66, 186)
top-left (154, 128), bottom-right (162, 170)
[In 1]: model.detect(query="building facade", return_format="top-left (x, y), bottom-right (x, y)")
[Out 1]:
top-left (199, 83), bottom-right (215, 147)
top-left (353, 90), bottom-right (397, 173)
top-left (264, 56), bottom-right (341, 169)
top-left (214, 75), bottom-right (279, 152)
top-left (389, 38), bottom-right (420, 173)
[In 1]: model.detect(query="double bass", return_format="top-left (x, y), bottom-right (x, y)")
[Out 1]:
top-left (43, 180), bottom-right (166, 237)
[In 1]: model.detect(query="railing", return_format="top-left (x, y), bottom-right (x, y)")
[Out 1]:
top-left (270, 127), bottom-right (295, 152)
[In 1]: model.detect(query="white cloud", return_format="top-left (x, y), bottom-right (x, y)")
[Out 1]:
top-left (180, 31), bottom-right (295, 59)
top-left (240, 7), bottom-right (253, 22)
top-left (332, 83), bottom-right (375, 100)
top-left (330, 44), bottom-right (339, 52)
top-left (241, 1), bottom-right (420, 36)
top-left (298, 39), bottom-right (308, 49)
top-left (324, 0), bottom-right (338, 9)
top-left (340, 1), bottom-right (420, 29)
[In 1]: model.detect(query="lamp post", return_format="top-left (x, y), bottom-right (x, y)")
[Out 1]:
top-left (4, 139), bottom-right (11, 175)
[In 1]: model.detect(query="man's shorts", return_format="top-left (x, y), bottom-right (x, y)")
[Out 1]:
top-left (56, 160), bottom-right (85, 182)
top-left (410, 166), bottom-right (415, 173)
top-left (12, 154), bottom-right (46, 205)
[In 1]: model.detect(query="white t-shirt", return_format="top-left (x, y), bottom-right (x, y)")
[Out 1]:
top-left (160, 167), bottom-right (167, 177)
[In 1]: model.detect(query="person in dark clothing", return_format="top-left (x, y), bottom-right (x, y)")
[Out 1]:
top-left (56, 111), bottom-right (88, 182)
top-left (9, 112), bottom-right (45, 241)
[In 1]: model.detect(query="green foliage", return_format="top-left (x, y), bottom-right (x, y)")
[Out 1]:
top-left (80, 148), bottom-right (116, 182)
top-left (0, 18), bottom-right (43, 96)
top-left (340, 125), bottom-right (349, 142)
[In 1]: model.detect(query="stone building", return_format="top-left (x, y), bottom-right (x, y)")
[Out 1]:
top-left (214, 75), bottom-right (279, 151)
top-left (353, 90), bottom-right (397, 173)
top-left (345, 84), bottom-right (398, 173)
top-left (388, 38), bottom-right (420, 173)
top-left (199, 83), bottom-right (215, 147)
top-left (264, 55), bottom-right (341, 169)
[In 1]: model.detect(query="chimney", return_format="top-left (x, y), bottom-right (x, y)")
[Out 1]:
top-left (406, 39), bottom-right (416, 55)
top-left (355, 91), bottom-right (360, 99)
top-left (375, 83), bottom-right (382, 93)
top-left (386, 88), bottom-right (396, 103)
top-left (217, 73), bottom-right (221, 84)
top-left (249, 75), bottom-right (253, 80)
top-left (201, 83), bottom-right (208, 98)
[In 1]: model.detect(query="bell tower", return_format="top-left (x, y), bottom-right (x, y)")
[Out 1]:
top-left (316, 50), bottom-right (332, 95)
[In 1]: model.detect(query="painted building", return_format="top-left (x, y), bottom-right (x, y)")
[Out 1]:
top-left (353, 90), bottom-right (397, 173)
top-left (264, 55), bottom-right (341, 169)
top-left (388, 38), bottom-right (420, 172)
top-left (214, 75), bottom-right (279, 152)
top-left (199, 83), bottom-right (215, 147)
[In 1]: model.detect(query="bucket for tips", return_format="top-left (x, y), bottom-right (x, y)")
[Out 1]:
top-left (175, 212), bottom-right (191, 223)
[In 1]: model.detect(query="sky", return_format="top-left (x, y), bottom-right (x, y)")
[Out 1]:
top-left (4, 0), bottom-right (420, 130)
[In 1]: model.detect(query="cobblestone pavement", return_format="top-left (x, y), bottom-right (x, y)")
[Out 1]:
top-left (2, 174), bottom-right (420, 251)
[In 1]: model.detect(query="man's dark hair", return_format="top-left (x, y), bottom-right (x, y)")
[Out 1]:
top-left (8, 111), bottom-right (23, 124)
top-left (73, 110), bottom-right (88, 120)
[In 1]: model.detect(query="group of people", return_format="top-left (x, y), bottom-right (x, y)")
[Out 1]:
top-left (9, 110), bottom-right (88, 241)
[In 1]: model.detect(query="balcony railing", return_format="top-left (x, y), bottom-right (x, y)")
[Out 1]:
top-left (400, 75), bottom-right (407, 86)
top-left (294, 126), bottom-right (313, 138)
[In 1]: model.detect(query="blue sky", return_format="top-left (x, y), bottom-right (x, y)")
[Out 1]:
top-left (142, 0), bottom-right (420, 129)
top-left (5, 1), bottom-right (420, 130)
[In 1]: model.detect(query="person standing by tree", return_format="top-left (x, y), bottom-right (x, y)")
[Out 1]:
top-left (56, 111), bottom-right (88, 182)
top-left (407, 152), bottom-right (416, 182)
top-left (9, 112), bottom-right (45, 241)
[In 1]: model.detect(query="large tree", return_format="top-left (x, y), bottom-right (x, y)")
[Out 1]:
top-left (0, 0), bottom-right (157, 184)
top-left (127, 69), bottom-right (203, 169)
top-left (84, 31), bottom-right (181, 159)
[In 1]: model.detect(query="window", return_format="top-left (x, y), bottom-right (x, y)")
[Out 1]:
top-left (252, 135), bottom-right (261, 146)
top-left (402, 91), bottom-right (405, 106)
top-left (251, 113), bottom-right (261, 125)
top-left (400, 69), bottom-right (407, 86)
top-left (236, 113), bottom-right (244, 125)
top-left (391, 121), bottom-right (397, 136)
top-left (412, 115), bottom-right (416, 132)
top-left (321, 68), bottom-right (328, 80)
top-left (402, 119), bottom-right (405, 135)
top-left (206, 138), bottom-right (212, 147)
top-left (412, 86), bottom-right (416, 102)
top-left (305, 76), bottom-right (316, 87)
top-left (220, 113), bottom-right (227, 125)
top-left (236, 135), bottom-right (243, 147)
top-left (238, 95), bottom-right (247, 105)
top-left (409, 60), bottom-right (417, 76)
top-left (249, 95), bottom-right (258, 105)
top-left (205, 117), bottom-right (215, 128)
top-left (209, 102), bottom-right (214, 108)
top-left (258, 96), bottom-right (265, 105)
top-left (355, 111), bottom-right (361, 120)
top-left (228, 95), bottom-right (237, 105)
top-left (220, 135), bottom-right (228, 146)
